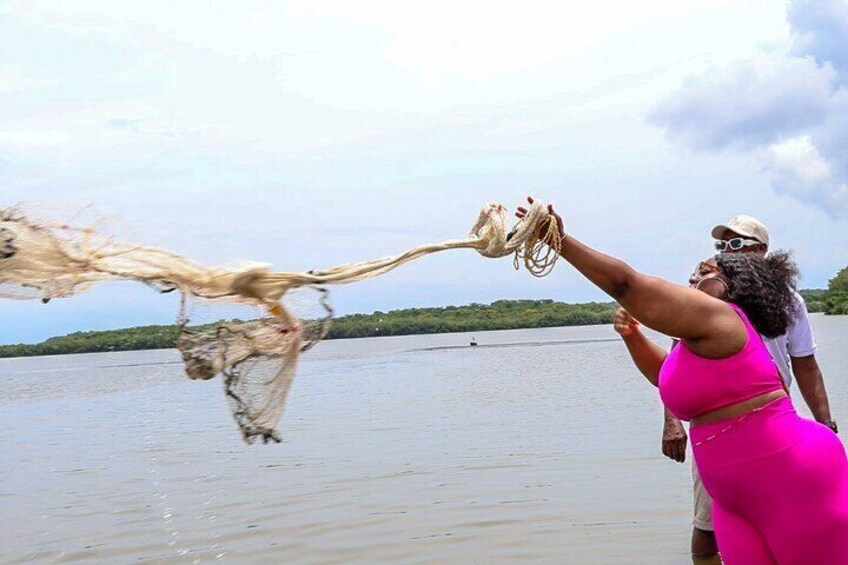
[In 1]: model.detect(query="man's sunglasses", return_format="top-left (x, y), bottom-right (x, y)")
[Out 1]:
top-left (714, 238), bottom-right (762, 252)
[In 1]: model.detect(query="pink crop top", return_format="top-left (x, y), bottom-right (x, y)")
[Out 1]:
top-left (658, 304), bottom-right (784, 421)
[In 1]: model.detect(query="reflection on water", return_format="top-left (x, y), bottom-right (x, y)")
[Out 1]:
top-left (1, 317), bottom-right (846, 564)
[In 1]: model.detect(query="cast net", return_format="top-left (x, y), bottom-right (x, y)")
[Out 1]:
top-left (0, 201), bottom-right (561, 443)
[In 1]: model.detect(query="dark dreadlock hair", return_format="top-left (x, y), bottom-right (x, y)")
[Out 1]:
top-left (715, 251), bottom-right (799, 339)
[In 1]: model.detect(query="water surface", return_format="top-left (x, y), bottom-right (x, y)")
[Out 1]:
top-left (2, 317), bottom-right (846, 564)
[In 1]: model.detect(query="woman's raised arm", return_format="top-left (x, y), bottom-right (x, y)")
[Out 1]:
top-left (518, 199), bottom-right (746, 358)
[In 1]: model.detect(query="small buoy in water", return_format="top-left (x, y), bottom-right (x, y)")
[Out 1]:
top-left (470, 337), bottom-right (478, 346)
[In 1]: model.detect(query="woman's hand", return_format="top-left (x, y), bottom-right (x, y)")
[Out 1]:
top-left (515, 196), bottom-right (564, 246)
top-left (613, 307), bottom-right (640, 337)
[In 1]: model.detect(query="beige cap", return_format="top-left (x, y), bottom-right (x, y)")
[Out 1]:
top-left (711, 215), bottom-right (770, 247)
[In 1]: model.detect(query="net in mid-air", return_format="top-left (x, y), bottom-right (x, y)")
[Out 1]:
top-left (0, 201), bottom-right (562, 443)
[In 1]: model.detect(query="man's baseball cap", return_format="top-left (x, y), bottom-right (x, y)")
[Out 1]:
top-left (711, 215), bottom-right (770, 248)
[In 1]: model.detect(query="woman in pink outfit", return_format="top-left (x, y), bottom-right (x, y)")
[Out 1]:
top-left (516, 198), bottom-right (848, 564)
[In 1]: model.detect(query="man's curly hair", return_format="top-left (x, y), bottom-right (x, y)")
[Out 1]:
top-left (715, 251), bottom-right (799, 338)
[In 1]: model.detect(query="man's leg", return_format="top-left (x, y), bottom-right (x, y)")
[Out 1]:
top-left (692, 528), bottom-right (720, 564)
top-left (692, 461), bottom-right (720, 563)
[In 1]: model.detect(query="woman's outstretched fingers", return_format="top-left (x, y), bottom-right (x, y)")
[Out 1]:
top-left (516, 196), bottom-right (540, 218)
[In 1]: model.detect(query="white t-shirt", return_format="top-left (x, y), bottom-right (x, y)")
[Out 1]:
top-left (763, 291), bottom-right (817, 388)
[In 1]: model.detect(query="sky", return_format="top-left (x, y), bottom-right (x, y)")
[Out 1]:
top-left (1, 0), bottom-right (846, 344)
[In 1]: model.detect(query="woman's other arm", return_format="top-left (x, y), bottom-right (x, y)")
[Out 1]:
top-left (613, 307), bottom-right (667, 387)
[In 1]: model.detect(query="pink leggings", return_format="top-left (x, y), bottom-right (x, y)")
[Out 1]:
top-left (691, 398), bottom-right (848, 564)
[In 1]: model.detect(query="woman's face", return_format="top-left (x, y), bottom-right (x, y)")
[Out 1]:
top-left (689, 257), bottom-right (730, 299)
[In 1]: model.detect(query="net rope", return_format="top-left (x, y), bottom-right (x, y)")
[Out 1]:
top-left (0, 201), bottom-right (562, 443)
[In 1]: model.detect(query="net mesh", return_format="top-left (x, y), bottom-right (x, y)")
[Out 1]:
top-left (0, 201), bottom-right (559, 443)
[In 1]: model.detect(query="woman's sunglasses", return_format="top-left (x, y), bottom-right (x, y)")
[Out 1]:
top-left (714, 238), bottom-right (762, 252)
top-left (692, 261), bottom-right (720, 278)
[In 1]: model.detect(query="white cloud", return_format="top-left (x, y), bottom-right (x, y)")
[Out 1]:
top-left (0, 129), bottom-right (70, 148)
top-left (651, 0), bottom-right (848, 218)
top-left (651, 54), bottom-right (834, 150)
top-left (769, 135), bottom-right (829, 186)
top-left (5, 0), bottom-right (845, 344)
top-left (292, 0), bottom-right (733, 80)
top-left (768, 135), bottom-right (848, 216)
top-left (789, 0), bottom-right (848, 83)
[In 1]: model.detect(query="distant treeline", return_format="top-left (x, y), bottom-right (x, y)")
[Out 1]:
top-left (2, 269), bottom-right (846, 359)
top-left (824, 267), bottom-right (848, 315)
top-left (800, 266), bottom-right (848, 314)
top-left (0, 325), bottom-right (181, 358)
top-left (800, 290), bottom-right (826, 313)
top-left (328, 299), bottom-right (617, 339)
top-left (0, 299), bottom-right (617, 358)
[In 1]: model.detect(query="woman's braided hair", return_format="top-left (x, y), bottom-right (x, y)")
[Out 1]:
top-left (715, 251), bottom-right (799, 338)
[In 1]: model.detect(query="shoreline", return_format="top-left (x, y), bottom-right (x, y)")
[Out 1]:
top-left (0, 299), bottom-right (619, 358)
top-left (1, 295), bottom-right (835, 359)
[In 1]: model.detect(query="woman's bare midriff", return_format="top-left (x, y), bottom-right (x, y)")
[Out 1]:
top-left (691, 389), bottom-right (789, 426)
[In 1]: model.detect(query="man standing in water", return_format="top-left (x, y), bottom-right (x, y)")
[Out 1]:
top-left (614, 215), bottom-right (837, 564)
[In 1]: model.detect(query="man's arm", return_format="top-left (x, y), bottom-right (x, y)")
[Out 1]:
top-left (785, 293), bottom-right (836, 430)
top-left (792, 355), bottom-right (834, 427)
top-left (662, 407), bottom-right (687, 463)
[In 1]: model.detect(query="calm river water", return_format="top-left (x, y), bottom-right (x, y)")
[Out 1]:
top-left (2, 316), bottom-right (846, 564)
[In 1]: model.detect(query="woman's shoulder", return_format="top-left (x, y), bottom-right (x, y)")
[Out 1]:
top-left (680, 301), bottom-right (751, 360)
top-left (723, 302), bottom-right (752, 325)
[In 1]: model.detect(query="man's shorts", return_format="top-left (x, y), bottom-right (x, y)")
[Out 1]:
top-left (692, 460), bottom-right (714, 531)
